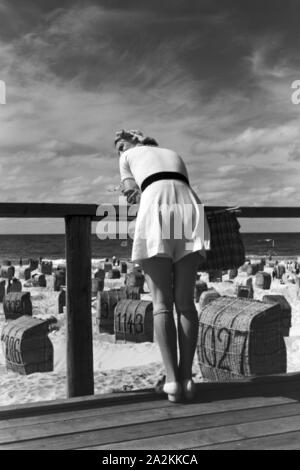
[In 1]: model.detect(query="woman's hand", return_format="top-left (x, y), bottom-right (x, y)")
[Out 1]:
top-left (121, 178), bottom-right (141, 205)
top-left (123, 188), bottom-right (141, 205)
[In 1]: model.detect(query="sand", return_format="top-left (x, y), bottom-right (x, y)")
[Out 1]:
top-left (0, 258), bottom-right (300, 407)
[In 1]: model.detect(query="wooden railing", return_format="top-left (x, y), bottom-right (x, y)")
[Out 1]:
top-left (1, 203), bottom-right (300, 398)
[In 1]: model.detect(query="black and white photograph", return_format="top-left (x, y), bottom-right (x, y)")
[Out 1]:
top-left (0, 0), bottom-right (300, 453)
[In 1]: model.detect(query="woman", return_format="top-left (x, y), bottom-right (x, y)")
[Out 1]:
top-left (115, 129), bottom-right (210, 402)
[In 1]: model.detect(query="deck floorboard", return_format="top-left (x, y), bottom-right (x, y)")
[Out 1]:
top-left (1, 375), bottom-right (300, 450)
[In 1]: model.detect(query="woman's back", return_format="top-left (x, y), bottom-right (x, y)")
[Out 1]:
top-left (119, 146), bottom-right (189, 188)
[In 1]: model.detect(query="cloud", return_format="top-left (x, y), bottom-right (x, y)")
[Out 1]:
top-left (1, 1), bottom-right (300, 233)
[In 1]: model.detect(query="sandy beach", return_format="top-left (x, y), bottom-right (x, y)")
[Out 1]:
top-left (0, 258), bottom-right (300, 407)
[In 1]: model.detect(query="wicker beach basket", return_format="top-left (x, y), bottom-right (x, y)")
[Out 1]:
top-left (114, 299), bottom-right (153, 343)
top-left (0, 279), bottom-right (5, 302)
top-left (40, 261), bottom-right (53, 275)
top-left (3, 292), bottom-right (32, 320)
top-left (1, 316), bottom-right (53, 375)
top-left (96, 289), bottom-right (129, 334)
top-left (197, 296), bottom-right (286, 381)
top-left (125, 272), bottom-right (145, 293)
top-left (255, 272), bottom-right (272, 290)
top-left (0, 266), bottom-right (15, 280)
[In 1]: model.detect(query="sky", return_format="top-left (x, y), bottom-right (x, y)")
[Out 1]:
top-left (1, 0), bottom-right (300, 232)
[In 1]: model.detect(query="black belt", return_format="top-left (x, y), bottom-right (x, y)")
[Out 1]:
top-left (141, 171), bottom-right (190, 193)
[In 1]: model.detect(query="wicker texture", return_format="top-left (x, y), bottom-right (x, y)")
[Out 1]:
top-left (114, 299), bottom-right (153, 343)
top-left (197, 296), bottom-right (286, 381)
top-left (3, 292), bottom-right (32, 320)
top-left (53, 270), bottom-right (66, 292)
top-left (0, 266), bottom-right (15, 279)
top-left (96, 289), bottom-right (131, 334)
top-left (1, 316), bottom-right (53, 375)
top-left (40, 261), bottom-right (53, 275)
top-left (199, 289), bottom-right (221, 309)
top-left (255, 272), bottom-right (272, 289)
top-left (262, 295), bottom-right (292, 337)
top-left (200, 209), bottom-right (245, 271)
top-left (0, 279), bottom-right (5, 302)
top-left (125, 272), bottom-right (145, 293)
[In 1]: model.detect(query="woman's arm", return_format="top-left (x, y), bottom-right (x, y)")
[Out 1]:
top-left (119, 153), bottom-right (141, 204)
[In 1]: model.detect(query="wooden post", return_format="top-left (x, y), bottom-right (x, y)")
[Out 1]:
top-left (65, 216), bottom-right (94, 397)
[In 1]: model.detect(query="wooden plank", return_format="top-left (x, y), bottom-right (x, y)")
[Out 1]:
top-left (2, 402), bottom-right (300, 449)
top-left (1, 372), bottom-right (300, 419)
top-left (81, 414), bottom-right (300, 451)
top-left (2, 398), bottom-right (300, 443)
top-left (0, 203), bottom-right (300, 219)
top-left (65, 216), bottom-right (94, 397)
top-left (0, 390), bottom-right (161, 419)
top-left (197, 430), bottom-right (300, 450)
top-left (1, 394), bottom-right (297, 431)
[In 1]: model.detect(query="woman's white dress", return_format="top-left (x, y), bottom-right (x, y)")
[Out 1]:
top-left (119, 146), bottom-right (211, 264)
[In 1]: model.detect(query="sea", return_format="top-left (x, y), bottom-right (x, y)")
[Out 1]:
top-left (0, 233), bottom-right (299, 263)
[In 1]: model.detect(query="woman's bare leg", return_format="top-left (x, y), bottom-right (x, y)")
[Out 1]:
top-left (141, 256), bottom-right (178, 383)
top-left (173, 252), bottom-right (201, 381)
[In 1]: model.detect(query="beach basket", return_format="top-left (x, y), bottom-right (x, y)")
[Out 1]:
top-left (228, 269), bottom-right (238, 280)
top-left (262, 295), bottom-right (292, 337)
top-left (58, 286), bottom-right (66, 314)
top-left (125, 272), bottom-right (145, 293)
top-left (96, 289), bottom-right (129, 334)
top-left (201, 207), bottom-right (245, 271)
top-left (255, 272), bottom-right (271, 290)
top-left (197, 296), bottom-right (286, 381)
top-left (199, 288), bottom-right (221, 310)
top-left (3, 292), bottom-right (32, 320)
top-left (19, 265), bottom-right (32, 280)
top-left (53, 269), bottom-right (66, 292)
top-left (56, 263), bottom-right (66, 272)
top-left (246, 264), bottom-right (260, 276)
top-left (114, 299), bottom-right (153, 343)
top-left (0, 265), bottom-right (15, 280)
top-left (194, 281), bottom-right (208, 302)
top-left (120, 261), bottom-right (127, 274)
top-left (21, 259), bottom-right (39, 270)
top-left (239, 262), bottom-right (251, 273)
top-left (94, 268), bottom-right (105, 281)
top-left (7, 278), bottom-right (22, 293)
top-left (208, 270), bottom-right (223, 282)
top-left (103, 262), bottom-right (113, 273)
top-left (91, 278), bottom-right (104, 296)
top-left (106, 268), bottom-right (121, 279)
top-left (120, 286), bottom-right (141, 300)
top-left (0, 279), bottom-right (6, 302)
top-left (31, 273), bottom-right (47, 287)
top-left (275, 265), bottom-right (286, 279)
top-left (40, 261), bottom-right (53, 275)
top-left (1, 316), bottom-right (53, 375)
top-left (1, 260), bottom-right (11, 266)
top-left (236, 285), bottom-right (254, 299)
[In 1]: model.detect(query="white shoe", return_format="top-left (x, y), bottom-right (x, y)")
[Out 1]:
top-left (163, 381), bottom-right (182, 403)
top-left (181, 379), bottom-right (196, 401)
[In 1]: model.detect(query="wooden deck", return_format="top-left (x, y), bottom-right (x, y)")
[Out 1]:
top-left (1, 373), bottom-right (300, 450)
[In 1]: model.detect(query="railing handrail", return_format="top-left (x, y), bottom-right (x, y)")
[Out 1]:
top-left (1, 203), bottom-right (300, 219)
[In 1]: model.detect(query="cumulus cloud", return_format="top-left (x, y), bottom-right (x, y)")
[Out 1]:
top-left (1, 0), bottom-right (300, 232)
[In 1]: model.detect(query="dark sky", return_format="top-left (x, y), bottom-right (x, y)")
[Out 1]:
top-left (1, 0), bottom-right (300, 232)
